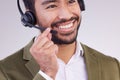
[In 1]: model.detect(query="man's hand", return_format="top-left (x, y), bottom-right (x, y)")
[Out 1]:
top-left (30, 28), bottom-right (58, 79)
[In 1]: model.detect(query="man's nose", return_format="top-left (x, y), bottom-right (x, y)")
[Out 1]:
top-left (58, 6), bottom-right (73, 20)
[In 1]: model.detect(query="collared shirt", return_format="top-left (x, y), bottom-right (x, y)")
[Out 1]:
top-left (39, 40), bottom-right (88, 80)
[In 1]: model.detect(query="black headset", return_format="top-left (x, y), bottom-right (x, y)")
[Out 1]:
top-left (17, 0), bottom-right (85, 32)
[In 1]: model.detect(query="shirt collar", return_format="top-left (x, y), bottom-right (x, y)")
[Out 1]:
top-left (74, 39), bottom-right (84, 58)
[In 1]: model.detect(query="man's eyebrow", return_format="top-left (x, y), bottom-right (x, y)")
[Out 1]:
top-left (41, 0), bottom-right (57, 5)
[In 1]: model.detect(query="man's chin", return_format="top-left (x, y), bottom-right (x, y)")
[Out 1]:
top-left (52, 33), bottom-right (77, 45)
top-left (52, 38), bottom-right (76, 45)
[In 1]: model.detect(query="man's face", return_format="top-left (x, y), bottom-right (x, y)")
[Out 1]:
top-left (34, 0), bottom-right (81, 45)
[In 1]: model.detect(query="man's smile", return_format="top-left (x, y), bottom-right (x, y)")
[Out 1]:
top-left (59, 21), bottom-right (73, 29)
top-left (52, 19), bottom-right (77, 34)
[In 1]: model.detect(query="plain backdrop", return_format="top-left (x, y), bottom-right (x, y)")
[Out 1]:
top-left (0, 0), bottom-right (120, 60)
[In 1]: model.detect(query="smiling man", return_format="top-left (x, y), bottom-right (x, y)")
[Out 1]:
top-left (0, 0), bottom-right (120, 80)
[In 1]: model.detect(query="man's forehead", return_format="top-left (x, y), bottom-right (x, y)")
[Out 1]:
top-left (38, 0), bottom-right (74, 5)
top-left (40, 0), bottom-right (57, 4)
top-left (45, 0), bottom-right (56, 1)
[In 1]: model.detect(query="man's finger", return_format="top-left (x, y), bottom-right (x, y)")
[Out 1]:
top-left (34, 28), bottom-right (51, 45)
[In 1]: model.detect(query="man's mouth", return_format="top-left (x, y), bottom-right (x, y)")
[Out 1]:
top-left (58, 21), bottom-right (73, 29)
top-left (51, 17), bottom-right (79, 34)
top-left (53, 19), bottom-right (76, 33)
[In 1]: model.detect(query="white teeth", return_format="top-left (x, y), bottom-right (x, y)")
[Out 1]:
top-left (59, 23), bottom-right (73, 29)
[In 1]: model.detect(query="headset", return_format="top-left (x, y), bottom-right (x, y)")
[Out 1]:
top-left (17, 0), bottom-right (85, 33)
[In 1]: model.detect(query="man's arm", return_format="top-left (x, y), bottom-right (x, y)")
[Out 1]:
top-left (116, 59), bottom-right (120, 76)
top-left (0, 70), bottom-right (7, 80)
top-left (0, 67), bottom-right (46, 80)
top-left (0, 63), bottom-right (7, 80)
top-left (33, 73), bottom-right (46, 80)
top-left (38, 70), bottom-right (53, 80)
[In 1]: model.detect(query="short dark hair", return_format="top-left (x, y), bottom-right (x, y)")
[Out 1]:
top-left (23, 0), bottom-right (85, 13)
top-left (22, 0), bottom-right (35, 13)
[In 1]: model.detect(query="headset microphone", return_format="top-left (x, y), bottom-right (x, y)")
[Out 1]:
top-left (17, 0), bottom-right (57, 34)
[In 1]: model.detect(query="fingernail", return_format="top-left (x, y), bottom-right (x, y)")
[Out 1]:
top-left (46, 28), bottom-right (51, 31)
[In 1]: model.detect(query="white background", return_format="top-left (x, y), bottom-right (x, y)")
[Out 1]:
top-left (0, 0), bottom-right (120, 60)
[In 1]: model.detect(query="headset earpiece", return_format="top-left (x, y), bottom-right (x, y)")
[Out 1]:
top-left (21, 11), bottom-right (36, 27)
top-left (17, 0), bottom-right (36, 27)
top-left (78, 0), bottom-right (85, 11)
top-left (17, 0), bottom-right (57, 34)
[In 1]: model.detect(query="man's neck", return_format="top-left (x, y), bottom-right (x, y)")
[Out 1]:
top-left (56, 41), bottom-right (76, 64)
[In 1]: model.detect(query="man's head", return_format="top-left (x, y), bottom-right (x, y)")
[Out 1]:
top-left (22, 0), bottom-right (85, 45)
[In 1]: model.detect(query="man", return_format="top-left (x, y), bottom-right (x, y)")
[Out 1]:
top-left (0, 0), bottom-right (120, 80)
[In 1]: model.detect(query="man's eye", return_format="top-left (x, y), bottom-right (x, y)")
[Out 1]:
top-left (46, 5), bottom-right (57, 9)
top-left (69, 0), bottom-right (76, 4)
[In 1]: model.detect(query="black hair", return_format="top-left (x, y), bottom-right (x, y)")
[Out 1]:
top-left (22, 0), bottom-right (85, 13)
top-left (22, 0), bottom-right (35, 13)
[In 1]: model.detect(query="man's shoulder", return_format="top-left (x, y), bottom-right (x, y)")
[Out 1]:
top-left (0, 46), bottom-right (33, 80)
top-left (80, 43), bottom-right (120, 79)
top-left (81, 43), bottom-right (119, 64)
top-left (0, 48), bottom-right (24, 68)
top-left (0, 39), bottom-right (34, 65)
top-left (81, 43), bottom-right (120, 79)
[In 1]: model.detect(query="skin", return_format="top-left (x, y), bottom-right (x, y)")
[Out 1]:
top-left (30, 0), bottom-right (81, 79)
